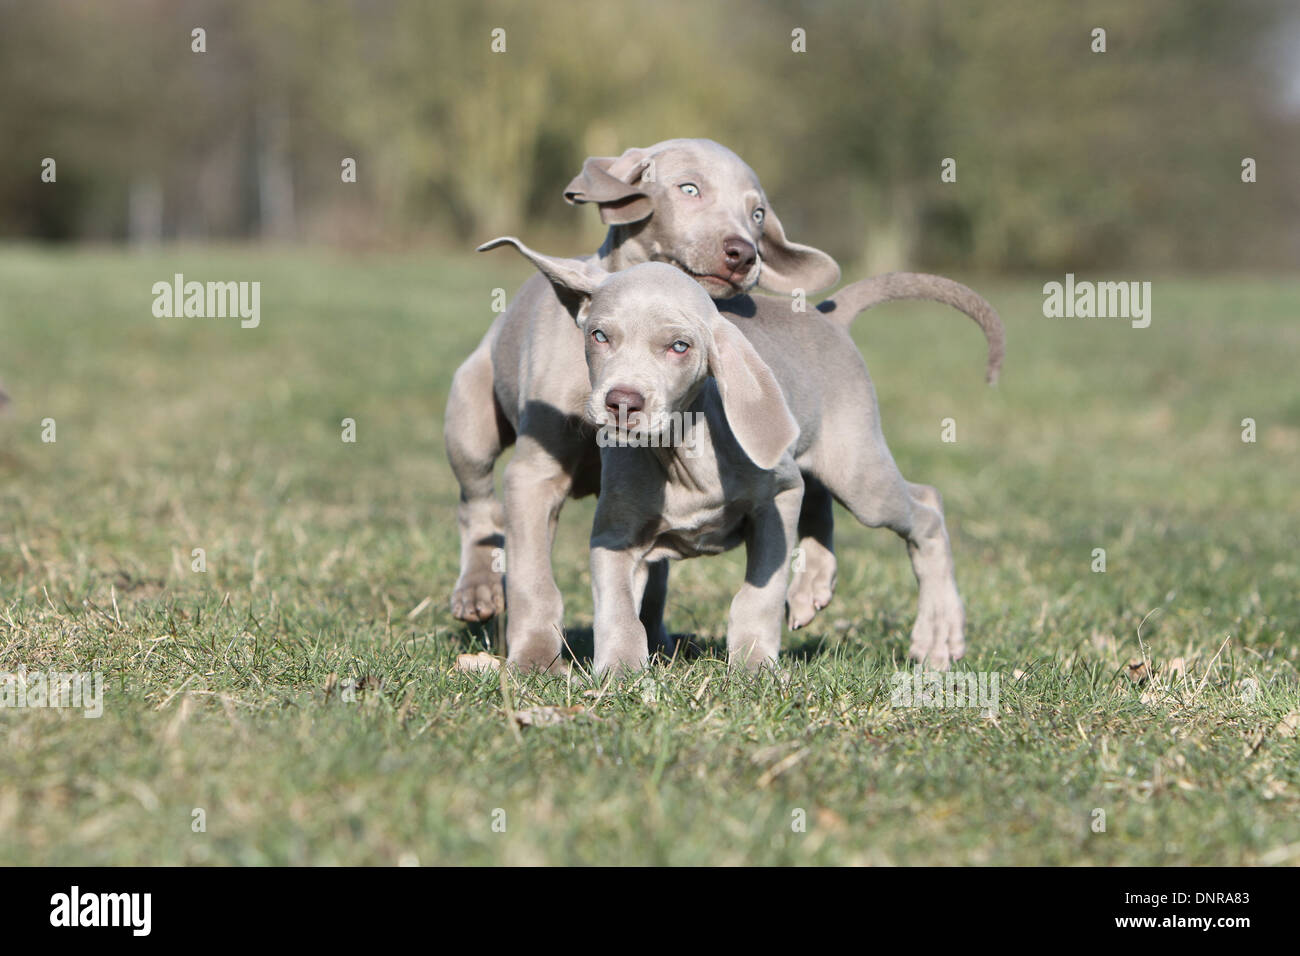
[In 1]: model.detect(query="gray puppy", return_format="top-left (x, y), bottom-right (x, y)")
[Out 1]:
top-left (445, 139), bottom-right (841, 672)
top-left (482, 237), bottom-right (1003, 672)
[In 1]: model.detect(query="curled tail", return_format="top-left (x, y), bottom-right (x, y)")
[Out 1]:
top-left (816, 272), bottom-right (1004, 384)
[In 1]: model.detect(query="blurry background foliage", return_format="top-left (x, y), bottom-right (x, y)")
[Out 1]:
top-left (1, 0), bottom-right (1297, 274)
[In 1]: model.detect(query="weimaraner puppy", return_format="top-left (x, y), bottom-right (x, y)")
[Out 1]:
top-left (482, 237), bottom-right (1004, 672)
top-left (445, 139), bottom-right (840, 671)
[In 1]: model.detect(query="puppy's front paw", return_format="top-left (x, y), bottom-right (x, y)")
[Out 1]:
top-left (907, 589), bottom-right (965, 670)
top-left (591, 620), bottom-right (652, 676)
top-left (507, 648), bottom-right (569, 675)
top-left (593, 648), bottom-right (649, 677)
top-left (505, 625), bottom-right (567, 674)
top-left (451, 568), bottom-right (505, 622)
top-left (785, 542), bottom-right (836, 630)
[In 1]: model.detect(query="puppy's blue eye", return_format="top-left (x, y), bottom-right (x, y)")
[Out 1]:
top-left (592, 330), bottom-right (608, 344)
top-left (752, 208), bottom-right (765, 225)
top-left (679, 183), bottom-right (700, 197)
top-left (670, 340), bottom-right (690, 354)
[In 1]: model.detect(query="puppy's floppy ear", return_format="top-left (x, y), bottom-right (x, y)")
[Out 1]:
top-left (706, 314), bottom-right (798, 470)
top-left (563, 147), bottom-right (654, 226)
top-left (756, 205), bottom-right (841, 295)
top-left (477, 236), bottom-right (608, 325)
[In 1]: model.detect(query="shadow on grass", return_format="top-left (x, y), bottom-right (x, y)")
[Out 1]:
top-left (449, 620), bottom-right (858, 669)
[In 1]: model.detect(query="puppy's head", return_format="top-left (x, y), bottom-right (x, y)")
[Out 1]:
top-left (563, 138), bottom-right (840, 300)
top-left (479, 237), bottom-right (797, 469)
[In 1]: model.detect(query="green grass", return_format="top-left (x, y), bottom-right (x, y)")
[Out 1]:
top-left (0, 244), bottom-right (1297, 865)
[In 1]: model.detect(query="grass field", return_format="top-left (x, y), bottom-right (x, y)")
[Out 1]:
top-left (0, 244), bottom-right (1297, 865)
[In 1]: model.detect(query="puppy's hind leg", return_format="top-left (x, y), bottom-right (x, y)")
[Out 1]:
top-left (446, 343), bottom-right (512, 623)
top-left (898, 481), bottom-right (966, 666)
top-left (825, 451), bottom-right (965, 669)
top-left (786, 476), bottom-right (838, 630)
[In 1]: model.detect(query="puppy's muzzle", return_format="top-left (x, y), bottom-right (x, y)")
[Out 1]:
top-left (604, 386), bottom-right (645, 418)
top-left (721, 235), bottom-right (757, 282)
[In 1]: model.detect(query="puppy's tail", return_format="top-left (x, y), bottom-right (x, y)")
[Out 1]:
top-left (816, 273), bottom-right (1004, 384)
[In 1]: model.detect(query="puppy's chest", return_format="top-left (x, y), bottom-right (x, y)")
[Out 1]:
top-left (642, 487), bottom-right (751, 561)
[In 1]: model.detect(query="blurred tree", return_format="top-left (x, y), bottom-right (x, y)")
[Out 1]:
top-left (0, 0), bottom-right (1295, 271)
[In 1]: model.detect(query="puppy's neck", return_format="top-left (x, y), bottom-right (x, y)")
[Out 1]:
top-left (645, 382), bottom-right (754, 492)
top-left (598, 223), bottom-right (651, 272)
top-left (642, 388), bottom-right (713, 488)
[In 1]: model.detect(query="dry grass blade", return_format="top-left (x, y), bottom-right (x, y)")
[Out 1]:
top-left (757, 747), bottom-right (810, 789)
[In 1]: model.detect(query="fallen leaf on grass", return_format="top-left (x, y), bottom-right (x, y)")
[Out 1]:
top-left (513, 705), bottom-right (590, 728)
top-left (453, 652), bottom-right (500, 674)
top-left (1274, 711), bottom-right (1300, 739)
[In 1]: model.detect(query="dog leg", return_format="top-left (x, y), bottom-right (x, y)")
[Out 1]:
top-left (824, 451), bottom-right (965, 669)
top-left (899, 481), bottom-right (966, 667)
top-left (786, 475), bottom-right (838, 629)
top-left (728, 482), bottom-right (802, 670)
top-left (446, 343), bottom-right (511, 622)
top-left (501, 433), bottom-right (578, 672)
top-left (636, 559), bottom-right (673, 656)
top-left (591, 547), bottom-right (651, 676)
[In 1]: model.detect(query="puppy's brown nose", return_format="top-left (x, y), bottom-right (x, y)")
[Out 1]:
top-left (722, 236), bottom-right (756, 275)
top-left (605, 387), bottom-right (644, 417)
